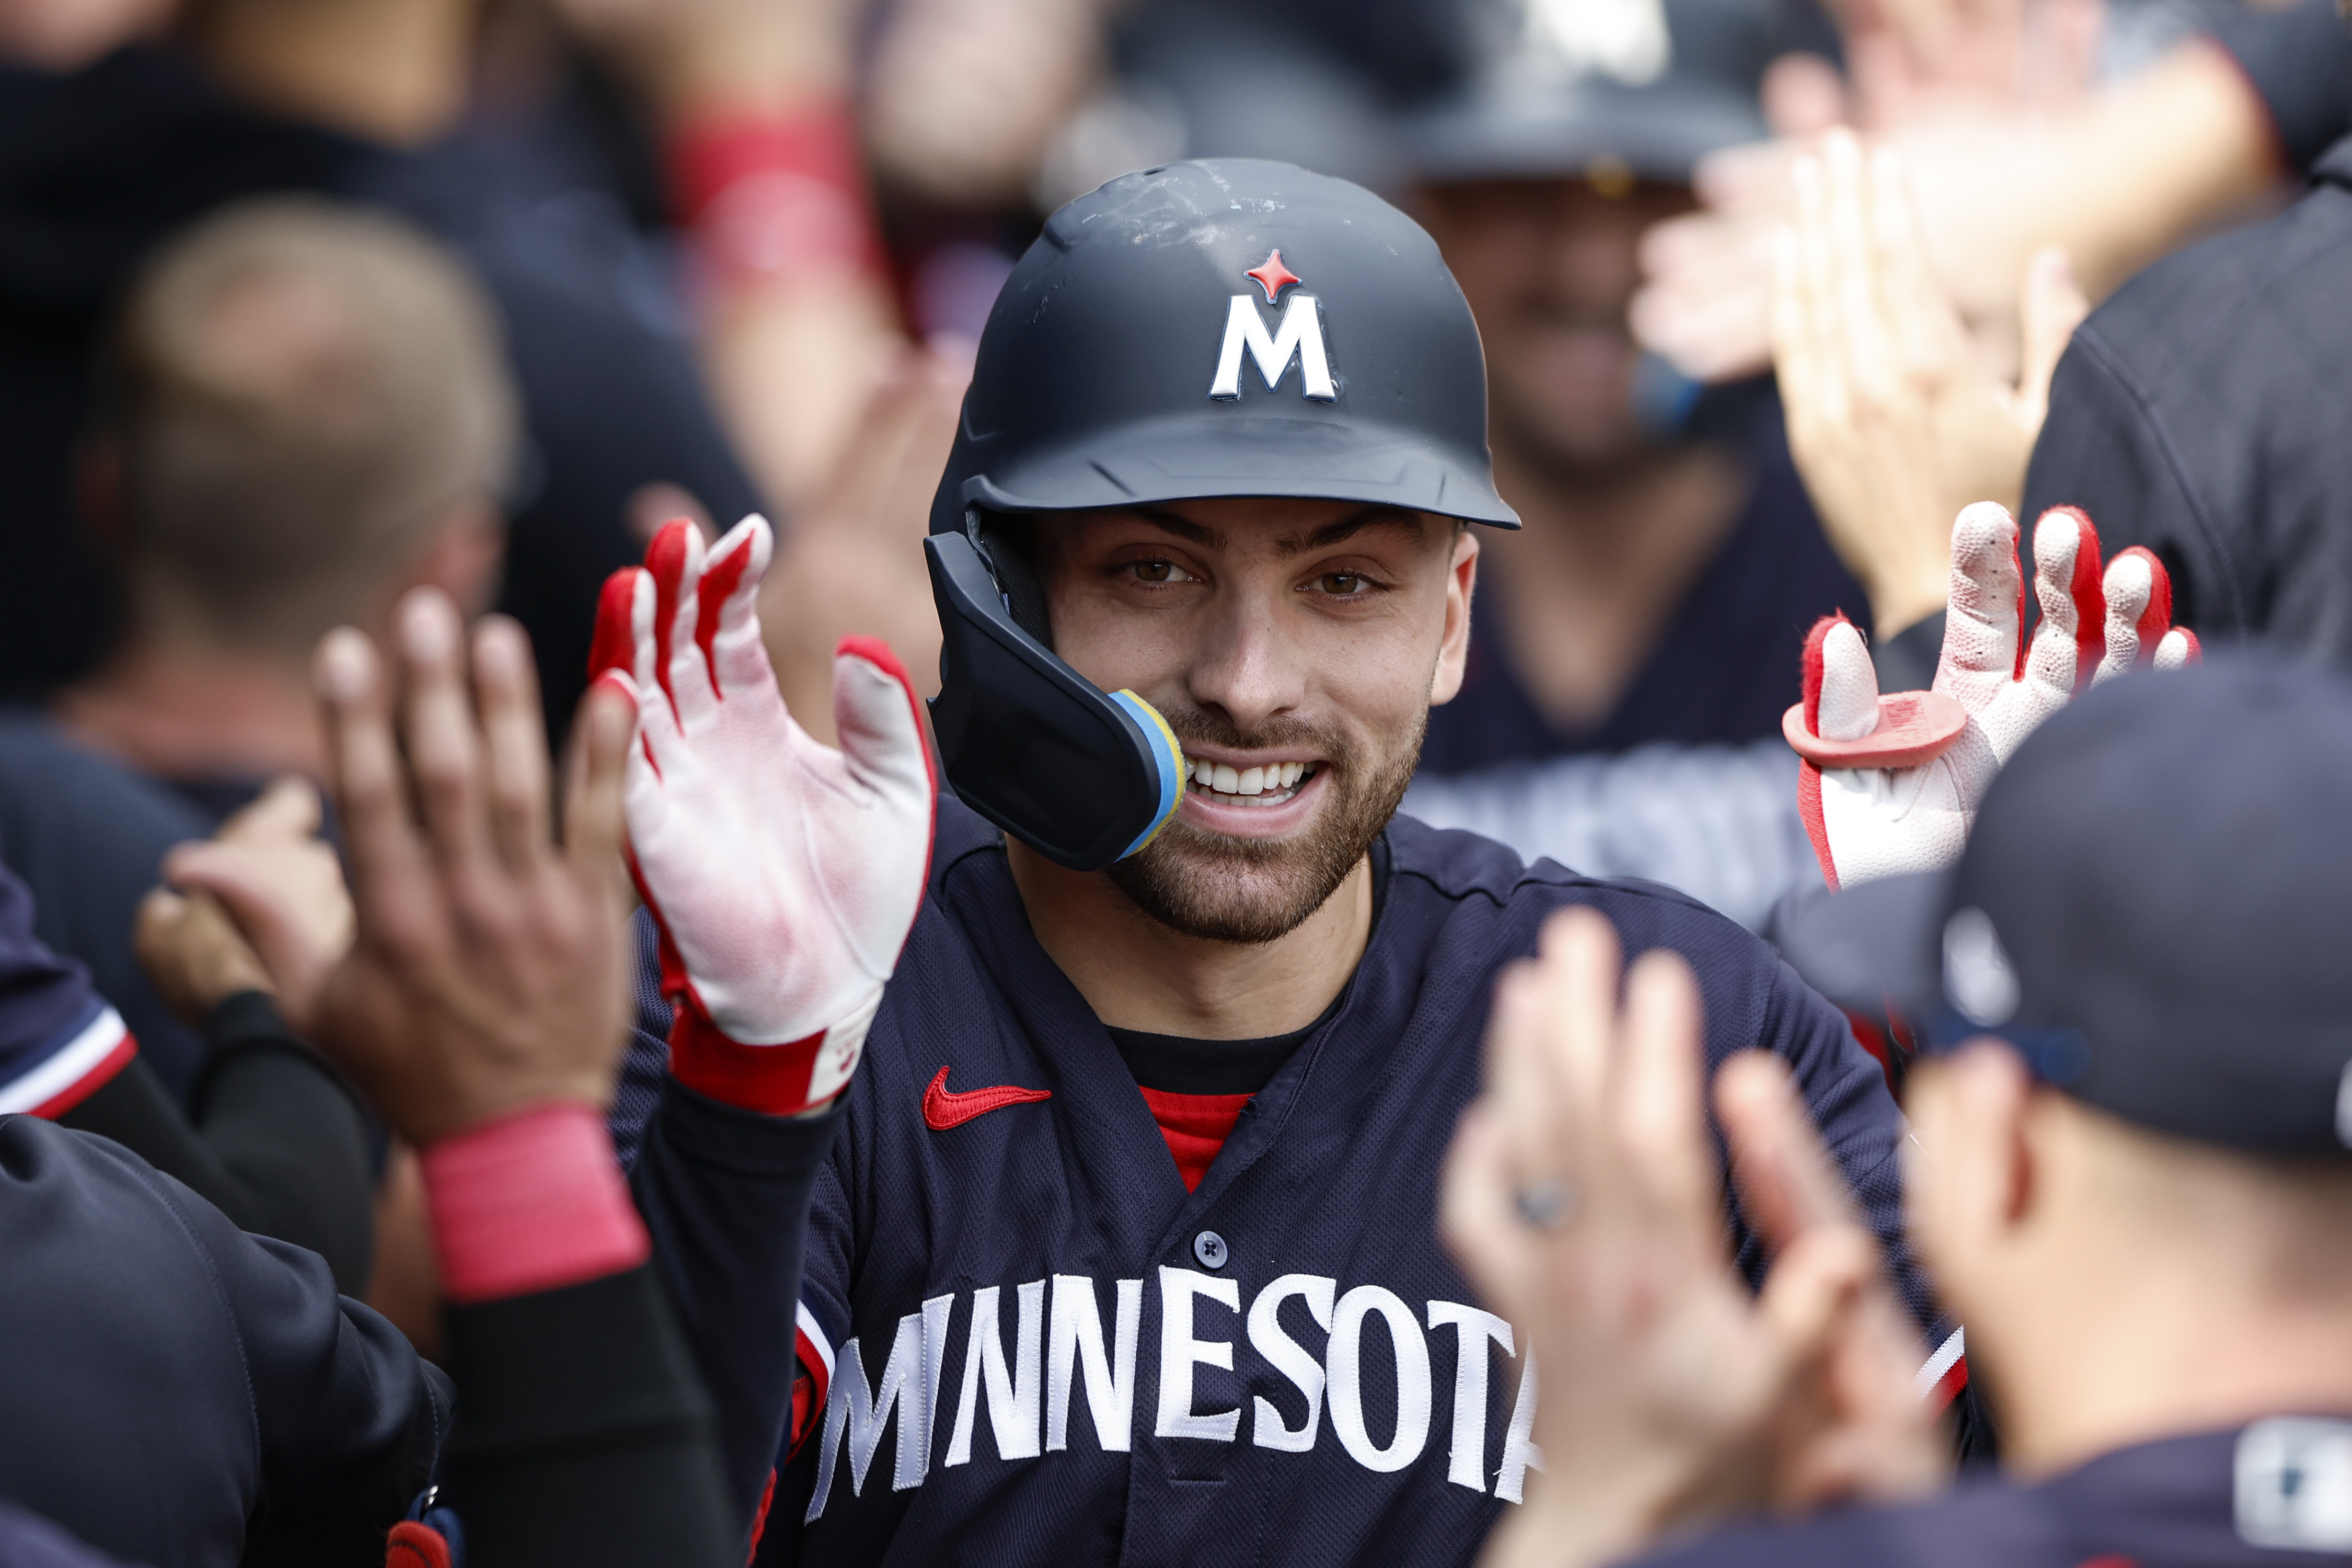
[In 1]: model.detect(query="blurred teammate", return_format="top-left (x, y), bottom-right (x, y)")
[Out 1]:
top-left (0, 197), bottom-right (513, 1091)
top-left (1447, 657), bottom-right (2352, 1568)
top-left (1409, 0), bottom-right (1864, 770)
top-left (1392, 0), bottom-right (1870, 928)
top-left (597, 159), bottom-right (1958, 1566)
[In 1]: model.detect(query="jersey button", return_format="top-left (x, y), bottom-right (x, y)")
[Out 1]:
top-left (1193, 1231), bottom-right (1228, 1270)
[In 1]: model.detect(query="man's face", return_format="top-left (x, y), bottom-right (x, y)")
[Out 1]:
top-left (1416, 177), bottom-right (1697, 476)
top-left (1033, 497), bottom-right (1477, 944)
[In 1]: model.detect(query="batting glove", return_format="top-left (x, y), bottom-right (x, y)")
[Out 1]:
top-left (593, 516), bottom-right (936, 1115)
top-left (1789, 503), bottom-right (2198, 890)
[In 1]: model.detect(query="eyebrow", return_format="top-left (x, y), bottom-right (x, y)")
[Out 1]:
top-left (1123, 504), bottom-right (1426, 556)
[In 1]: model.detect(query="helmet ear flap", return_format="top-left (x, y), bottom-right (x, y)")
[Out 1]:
top-left (973, 512), bottom-right (1053, 649)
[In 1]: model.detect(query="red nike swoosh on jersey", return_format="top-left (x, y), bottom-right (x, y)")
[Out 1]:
top-left (922, 1066), bottom-right (1053, 1131)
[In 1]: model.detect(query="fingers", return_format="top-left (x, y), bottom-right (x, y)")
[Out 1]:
top-left (218, 775), bottom-right (321, 846)
top-left (1485, 959), bottom-right (1569, 1200)
top-left (831, 637), bottom-right (935, 799)
top-left (2092, 546), bottom-right (2158, 683)
top-left (163, 839), bottom-right (343, 1028)
top-left (1538, 906), bottom-right (1624, 1138)
top-left (701, 514), bottom-right (779, 700)
top-left (1790, 155), bottom-right (1852, 432)
top-left (2022, 506), bottom-right (2105, 701)
top-left (471, 616), bottom-right (553, 872)
top-left (2013, 245), bottom-right (2087, 435)
top-left (396, 590), bottom-right (495, 879)
top-left (1805, 616), bottom-right (1882, 740)
top-left (2154, 627), bottom-right (2200, 670)
top-left (646, 517), bottom-right (719, 724)
top-left (1769, 225), bottom-right (1820, 449)
top-left (1753, 1224), bottom-right (1877, 1392)
top-left (1715, 1052), bottom-right (1858, 1254)
top-left (563, 672), bottom-right (637, 886)
top-left (1616, 948), bottom-right (1716, 1236)
top-left (1821, 130), bottom-right (1896, 415)
top-left (1868, 145), bottom-right (1969, 387)
top-left (590, 566), bottom-right (642, 686)
top-left (1932, 502), bottom-right (2024, 693)
top-left (315, 626), bottom-right (426, 923)
top-left (1439, 1099), bottom-right (1528, 1309)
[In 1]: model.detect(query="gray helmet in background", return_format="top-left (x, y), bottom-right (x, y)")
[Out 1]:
top-left (926, 158), bottom-right (1517, 872)
top-left (1409, 0), bottom-right (1778, 188)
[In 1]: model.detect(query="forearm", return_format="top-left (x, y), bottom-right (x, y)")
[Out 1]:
top-left (640, 5), bottom-right (900, 508)
top-left (630, 1078), bottom-right (841, 1539)
top-left (441, 1267), bottom-right (735, 1568)
top-left (57, 993), bottom-right (375, 1292)
top-left (2033, 42), bottom-right (2280, 303)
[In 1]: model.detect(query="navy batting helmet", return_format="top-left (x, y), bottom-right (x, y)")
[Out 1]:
top-left (926, 158), bottom-right (1518, 872)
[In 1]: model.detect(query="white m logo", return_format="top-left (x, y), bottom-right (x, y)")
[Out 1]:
top-left (1208, 293), bottom-right (1336, 402)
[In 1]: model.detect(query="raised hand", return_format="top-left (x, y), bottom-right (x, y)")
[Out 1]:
top-left (1442, 909), bottom-right (1907, 1568)
top-left (1773, 131), bottom-right (2086, 639)
top-left (595, 514), bottom-right (935, 1117)
top-left (1790, 502), bottom-right (2197, 887)
top-left (306, 595), bottom-right (637, 1145)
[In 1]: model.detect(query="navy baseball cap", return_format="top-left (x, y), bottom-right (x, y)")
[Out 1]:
top-left (1780, 659), bottom-right (2352, 1157)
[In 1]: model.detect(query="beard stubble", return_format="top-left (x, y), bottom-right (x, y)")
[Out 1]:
top-left (1105, 705), bottom-right (1427, 946)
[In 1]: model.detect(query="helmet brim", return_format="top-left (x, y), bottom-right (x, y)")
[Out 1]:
top-left (957, 407), bottom-right (1521, 529)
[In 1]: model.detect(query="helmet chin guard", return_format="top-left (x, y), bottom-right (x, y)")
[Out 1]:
top-left (926, 527), bottom-right (1184, 871)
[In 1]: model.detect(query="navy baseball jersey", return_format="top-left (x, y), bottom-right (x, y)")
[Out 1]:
top-left (1631, 1420), bottom-right (2352, 1567)
top-left (615, 800), bottom-right (1945, 1567)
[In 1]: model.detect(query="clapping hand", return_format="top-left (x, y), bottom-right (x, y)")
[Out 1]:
top-left (303, 593), bottom-right (637, 1145)
top-left (1443, 909), bottom-right (1947, 1568)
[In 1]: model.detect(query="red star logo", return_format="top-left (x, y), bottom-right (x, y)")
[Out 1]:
top-left (1245, 249), bottom-right (1301, 304)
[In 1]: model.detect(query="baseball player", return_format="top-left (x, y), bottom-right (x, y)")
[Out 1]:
top-left (596, 159), bottom-right (1969, 1567)
top-left (1448, 656), bottom-right (2352, 1568)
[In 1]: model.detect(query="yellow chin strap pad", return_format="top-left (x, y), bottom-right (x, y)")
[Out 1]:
top-left (1108, 689), bottom-right (1185, 859)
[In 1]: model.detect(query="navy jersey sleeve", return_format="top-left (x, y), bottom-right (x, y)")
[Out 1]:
top-left (164, 1170), bottom-right (452, 1566)
top-left (616, 915), bottom-right (843, 1547)
top-left (0, 852), bottom-right (133, 1117)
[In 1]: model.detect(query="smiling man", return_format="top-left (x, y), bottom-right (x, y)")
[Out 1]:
top-left (596, 159), bottom-right (1951, 1568)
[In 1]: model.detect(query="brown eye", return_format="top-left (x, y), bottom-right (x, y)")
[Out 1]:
top-left (1132, 560), bottom-right (1175, 583)
top-left (1319, 572), bottom-right (1366, 595)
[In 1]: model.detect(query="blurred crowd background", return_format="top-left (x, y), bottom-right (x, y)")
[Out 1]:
top-left (0, 0), bottom-right (2338, 1145)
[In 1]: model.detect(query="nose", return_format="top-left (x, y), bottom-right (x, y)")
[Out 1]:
top-left (1181, 582), bottom-right (1305, 739)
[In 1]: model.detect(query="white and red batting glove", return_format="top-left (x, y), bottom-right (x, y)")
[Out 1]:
top-left (1789, 503), bottom-right (2199, 890)
top-left (592, 516), bottom-right (936, 1115)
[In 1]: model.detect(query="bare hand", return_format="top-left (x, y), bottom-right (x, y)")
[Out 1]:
top-left (1442, 908), bottom-right (1934, 1568)
top-left (758, 341), bottom-right (965, 744)
top-left (150, 776), bottom-right (354, 1036)
top-left (1772, 131), bottom-right (2084, 637)
top-left (306, 594), bottom-right (636, 1146)
top-left (135, 885), bottom-right (274, 1029)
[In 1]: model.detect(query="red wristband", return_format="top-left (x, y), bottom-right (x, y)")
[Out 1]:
top-left (420, 1101), bottom-right (650, 1305)
top-left (665, 101), bottom-right (885, 291)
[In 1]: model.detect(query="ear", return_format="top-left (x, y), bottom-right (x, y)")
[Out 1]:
top-left (1428, 524), bottom-right (1479, 707)
top-left (1907, 1042), bottom-right (2039, 1278)
top-left (407, 500), bottom-right (508, 618)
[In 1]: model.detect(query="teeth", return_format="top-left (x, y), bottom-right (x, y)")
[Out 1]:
top-left (1186, 759), bottom-right (1317, 800)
